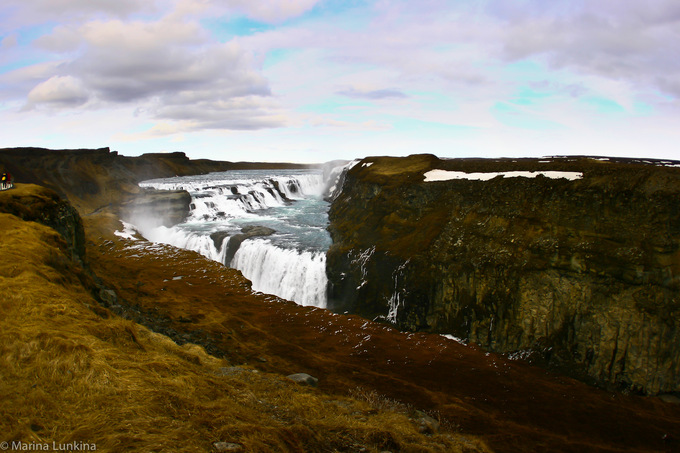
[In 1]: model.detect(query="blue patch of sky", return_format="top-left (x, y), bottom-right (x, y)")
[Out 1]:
top-left (503, 59), bottom-right (547, 78)
top-left (632, 101), bottom-right (654, 115)
top-left (201, 16), bottom-right (275, 41)
top-left (583, 96), bottom-right (625, 114)
top-left (203, 0), bottom-right (372, 42)
top-left (12, 22), bottom-right (57, 46)
top-left (263, 49), bottom-right (298, 69)
top-left (299, 96), bottom-right (374, 114)
top-left (306, 0), bottom-right (373, 21)
top-left (510, 86), bottom-right (554, 106)
top-left (0, 58), bottom-right (40, 74)
top-left (492, 102), bottom-right (564, 130)
top-left (0, 24), bottom-right (63, 76)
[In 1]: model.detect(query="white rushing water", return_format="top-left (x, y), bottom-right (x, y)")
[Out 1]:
top-left (133, 169), bottom-right (333, 307)
top-left (231, 239), bottom-right (328, 307)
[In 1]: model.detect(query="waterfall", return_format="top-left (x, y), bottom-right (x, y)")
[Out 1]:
top-left (140, 173), bottom-right (326, 220)
top-left (142, 226), bottom-right (222, 262)
top-left (230, 239), bottom-right (328, 308)
top-left (135, 169), bottom-right (332, 308)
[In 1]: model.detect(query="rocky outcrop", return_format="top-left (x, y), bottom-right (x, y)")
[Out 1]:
top-left (0, 183), bottom-right (86, 262)
top-left (326, 154), bottom-right (680, 395)
top-left (122, 189), bottom-right (192, 228)
top-left (211, 226), bottom-right (275, 264)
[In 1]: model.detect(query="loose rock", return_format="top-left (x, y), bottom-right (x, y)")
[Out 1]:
top-left (413, 410), bottom-right (440, 434)
top-left (286, 373), bottom-right (318, 387)
top-left (213, 441), bottom-right (243, 452)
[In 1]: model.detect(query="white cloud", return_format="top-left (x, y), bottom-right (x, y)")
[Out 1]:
top-left (10, 3), bottom-right (289, 131)
top-left (25, 75), bottom-right (89, 108)
top-left (492, 0), bottom-right (680, 97)
top-left (34, 26), bottom-right (82, 52)
top-left (1, 0), bottom-right (153, 29)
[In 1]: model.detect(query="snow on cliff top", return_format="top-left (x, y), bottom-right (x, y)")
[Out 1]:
top-left (423, 169), bottom-right (583, 182)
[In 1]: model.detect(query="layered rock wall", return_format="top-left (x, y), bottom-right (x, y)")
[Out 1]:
top-left (0, 184), bottom-right (86, 262)
top-left (326, 154), bottom-right (680, 394)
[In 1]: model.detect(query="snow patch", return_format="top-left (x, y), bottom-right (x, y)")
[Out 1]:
top-left (441, 334), bottom-right (467, 345)
top-left (423, 169), bottom-right (583, 182)
top-left (114, 221), bottom-right (140, 240)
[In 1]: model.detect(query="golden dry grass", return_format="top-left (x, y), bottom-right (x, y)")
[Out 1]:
top-left (0, 211), bottom-right (489, 452)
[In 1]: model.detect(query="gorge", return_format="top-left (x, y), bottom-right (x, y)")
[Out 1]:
top-left (90, 149), bottom-right (680, 396)
top-left (2, 147), bottom-right (680, 452)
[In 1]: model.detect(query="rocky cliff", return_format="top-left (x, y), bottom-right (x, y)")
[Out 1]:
top-left (326, 154), bottom-right (680, 395)
top-left (0, 183), bottom-right (86, 262)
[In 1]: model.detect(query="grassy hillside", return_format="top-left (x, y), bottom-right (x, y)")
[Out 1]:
top-left (83, 210), bottom-right (680, 453)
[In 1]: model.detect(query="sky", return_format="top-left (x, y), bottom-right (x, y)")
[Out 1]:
top-left (1, 0), bottom-right (679, 163)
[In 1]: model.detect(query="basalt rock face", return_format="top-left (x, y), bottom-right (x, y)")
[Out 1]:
top-left (0, 183), bottom-right (86, 262)
top-left (326, 154), bottom-right (680, 395)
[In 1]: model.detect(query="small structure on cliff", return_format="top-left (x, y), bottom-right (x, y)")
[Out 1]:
top-left (1, 171), bottom-right (13, 190)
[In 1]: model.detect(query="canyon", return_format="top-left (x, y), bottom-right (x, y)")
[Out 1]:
top-left (2, 147), bottom-right (680, 452)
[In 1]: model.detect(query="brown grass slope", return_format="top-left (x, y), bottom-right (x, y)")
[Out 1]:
top-left (0, 187), bottom-right (487, 452)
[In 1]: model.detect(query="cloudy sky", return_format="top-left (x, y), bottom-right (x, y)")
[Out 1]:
top-left (1, 0), bottom-right (678, 162)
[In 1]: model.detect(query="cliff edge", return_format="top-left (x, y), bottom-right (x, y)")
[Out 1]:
top-left (0, 183), bottom-right (86, 262)
top-left (327, 154), bottom-right (680, 395)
